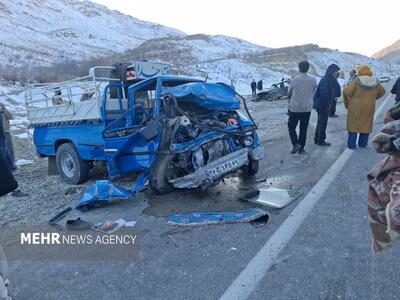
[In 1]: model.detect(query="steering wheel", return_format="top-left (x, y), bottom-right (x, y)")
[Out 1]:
top-left (134, 104), bottom-right (150, 125)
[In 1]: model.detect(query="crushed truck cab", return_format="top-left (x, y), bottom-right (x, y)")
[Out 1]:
top-left (26, 63), bottom-right (264, 194)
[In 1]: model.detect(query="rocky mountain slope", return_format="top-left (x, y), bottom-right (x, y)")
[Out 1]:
top-left (373, 39), bottom-right (400, 64)
top-left (114, 40), bottom-right (400, 94)
top-left (1, 0), bottom-right (399, 95)
top-left (0, 0), bottom-right (184, 67)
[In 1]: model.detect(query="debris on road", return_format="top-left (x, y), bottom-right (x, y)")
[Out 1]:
top-left (256, 177), bottom-right (267, 183)
top-left (240, 187), bottom-right (302, 208)
top-left (15, 159), bottom-right (33, 166)
top-left (167, 208), bottom-right (269, 226)
top-left (92, 218), bottom-right (136, 234)
top-left (76, 180), bottom-right (134, 212)
top-left (48, 206), bottom-right (72, 230)
top-left (65, 217), bottom-right (92, 231)
top-left (168, 235), bottom-right (179, 247)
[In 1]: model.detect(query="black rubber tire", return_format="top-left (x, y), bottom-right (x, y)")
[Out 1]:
top-left (56, 143), bottom-right (90, 185)
top-left (149, 154), bottom-right (177, 195)
top-left (257, 93), bottom-right (266, 101)
top-left (268, 93), bottom-right (278, 101)
top-left (242, 159), bottom-right (259, 176)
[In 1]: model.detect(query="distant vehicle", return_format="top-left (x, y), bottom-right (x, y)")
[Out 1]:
top-left (255, 80), bottom-right (290, 101)
top-left (380, 76), bottom-right (391, 83)
top-left (24, 62), bottom-right (264, 194)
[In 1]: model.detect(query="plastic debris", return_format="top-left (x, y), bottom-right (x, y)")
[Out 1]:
top-left (92, 218), bottom-right (136, 234)
top-left (168, 208), bottom-right (269, 226)
top-left (168, 235), bottom-right (179, 247)
top-left (76, 180), bottom-right (134, 212)
top-left (15, 159), bottom-right (34, 166)
top-left (240, 187), bottom-right (302, 208)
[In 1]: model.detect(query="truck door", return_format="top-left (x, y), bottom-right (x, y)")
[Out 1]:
top-left (103, 78), bottom-right (161, 178)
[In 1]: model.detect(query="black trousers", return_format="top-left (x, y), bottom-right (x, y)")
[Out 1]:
top-left (329, 99), bottom-right (337, 116)
top-left (314, 110), bottom-right (329, 144)
top-left (0, 155), bottom-right (18, 197)
top-left (288, 111), bottom-right (311, 147)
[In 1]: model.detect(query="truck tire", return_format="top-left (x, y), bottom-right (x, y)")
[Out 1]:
top-left (149, 154), bottom-right (178, 195)
top-left (56, 143), bottom-right (90, 185)
top-left (267, 93), bottom-right (278, 101)
top-left (242, 159), bottom-right (259, 176)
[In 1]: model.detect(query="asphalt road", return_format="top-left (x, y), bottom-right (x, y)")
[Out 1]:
top-left (3, 81), bottom-right (398, 300)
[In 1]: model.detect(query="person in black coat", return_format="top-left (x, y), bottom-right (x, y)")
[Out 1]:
top-left (329, 71), bottom-right (341, 118)
top-left (0, 114), bottom-right (18, 197)
top-left (257, 80), bottom-right (263, 91)
top-left (251, 79), bottom-right (257, 97)
top-left (391, 77), bottom-right (400, 103)
top-left (0, 155), bottom-right (18, 197)
top-left (313, 64), bottom-right (341, 146)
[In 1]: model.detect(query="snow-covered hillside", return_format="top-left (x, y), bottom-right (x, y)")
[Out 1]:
top-left (118, 41), bottom-right (400, 94)
top-left (373, 39), bottom-right (400, 64)
top-left (0, 0), bottom-right (184, 67)
top-left (1, 1), bottom-right (399, 96)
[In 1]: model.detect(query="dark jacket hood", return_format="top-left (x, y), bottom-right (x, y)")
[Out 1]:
top-left (325, 64), bottom-right (340, 76)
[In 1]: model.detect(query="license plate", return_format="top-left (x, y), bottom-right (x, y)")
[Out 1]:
top-left (207, 159), bottom-right (240, 178)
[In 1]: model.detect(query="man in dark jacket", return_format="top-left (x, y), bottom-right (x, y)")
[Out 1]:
top-left (0, 113), bottom-right (18, 197)
top-left (313, 64), bottom-right (341, 146)
top-left (391, 77), bottom-right (400, 103)
top-left (251, 79), bottom-right (257, 97)
top-left (329, 71), bottom-right (341, 118)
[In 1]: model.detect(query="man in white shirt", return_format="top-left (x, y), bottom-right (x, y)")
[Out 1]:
top-left (287, 61), bottom-right (317, 154)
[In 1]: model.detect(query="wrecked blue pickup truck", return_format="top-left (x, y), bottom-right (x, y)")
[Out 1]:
top-left (25, 63), bottom-right (264, 194)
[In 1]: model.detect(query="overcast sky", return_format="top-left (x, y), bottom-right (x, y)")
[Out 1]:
top-left (93, 0), bottom-right (398, 57)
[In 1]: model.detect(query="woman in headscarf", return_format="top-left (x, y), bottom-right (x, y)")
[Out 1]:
top-left (343, 65), bottom-right (386, 149)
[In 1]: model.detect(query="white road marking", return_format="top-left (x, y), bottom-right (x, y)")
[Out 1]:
top-left (219, 93), bottom-right (393, 300)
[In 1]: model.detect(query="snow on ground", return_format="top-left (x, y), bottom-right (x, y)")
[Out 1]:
top-left (15, 159), bottom-right (34, 166)
top-left (127, 37), bottom-right (400, 95)
top-left (178, 35), bottom-right (267, 62)
top-left (0, 84), bottom-right (28, 134)
top-left (308, 50), bottom-right (400, 78)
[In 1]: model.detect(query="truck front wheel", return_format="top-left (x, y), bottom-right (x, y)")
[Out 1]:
top-left (56, 143), bottom-right (90, 184)
top-left (149, 154), bottom-right (182, 195)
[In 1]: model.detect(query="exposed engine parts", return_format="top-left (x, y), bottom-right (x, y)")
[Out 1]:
top-left (156, 93), bottom-right (258, 189)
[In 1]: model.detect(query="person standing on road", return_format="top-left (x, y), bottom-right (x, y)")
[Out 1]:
top-left (0, 110), bottom-right (26, 198)
top-left (368, 119), bottom-right (400, 253)
top-left (0, 112), bottom-right (18, 198)
top-left (251, 79), bottom-right (257, 98)
top-left (347, 69), bottom-right (357, 86)
top-left (343, 65), bottom-right (385, 149)
top-left (0, 104), bottom-right (14, 171)
top-left (0, 243), bottom-right (10, 300)
top-left (257, 79), bottom-right (263, 91)
top-left (313, 64), bottom-right (341, 146)
top-left (391, 77), bottom-right (400, 103)
top-left (329, 71), bottom-right (342, 118)
top-left (287, 61), bottom-right (317, 154)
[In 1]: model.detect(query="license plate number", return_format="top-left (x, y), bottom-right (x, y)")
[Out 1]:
top-left (207, 159), bottom-right (240, 178)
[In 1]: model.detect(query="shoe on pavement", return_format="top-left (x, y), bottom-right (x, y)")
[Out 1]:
top-left (317, 141), bottom-right (331, 146)
top-left (291, 144), bottom-right (301, 154)
top-left (329, 114), bottom-right (339, 118)
top-left (298, 147), bottom-right (305, 154)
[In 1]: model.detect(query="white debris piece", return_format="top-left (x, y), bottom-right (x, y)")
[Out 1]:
top-left (15, 159), bottom-right (34, 166)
